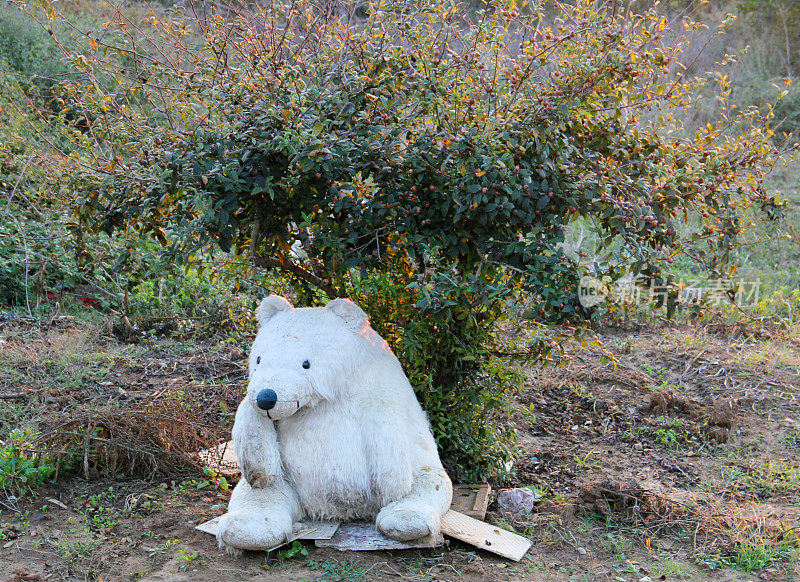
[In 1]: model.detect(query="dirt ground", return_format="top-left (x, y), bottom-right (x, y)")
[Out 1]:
top-left (1, 315), bottom-right (799, 581)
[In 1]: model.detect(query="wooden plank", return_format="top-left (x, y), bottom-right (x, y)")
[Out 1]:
top-left (440, 510), bottom-right (531, 561)
top-left (296, 522), bottom-right (340, 541)
top-left (315, 522), bottom-right (443, 551)
top-left (450, 484), bottom-right (491, 520)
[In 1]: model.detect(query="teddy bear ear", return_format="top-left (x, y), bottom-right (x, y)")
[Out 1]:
top-left (257, 295), bottom-right (293, 325)
top-left (325, 298), bottom-right (368, 329)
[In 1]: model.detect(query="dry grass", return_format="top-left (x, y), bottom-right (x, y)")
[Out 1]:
top-left (0, 317), bottom-right (112, 365)
top-left (32, 398), bottom-right (230, 480)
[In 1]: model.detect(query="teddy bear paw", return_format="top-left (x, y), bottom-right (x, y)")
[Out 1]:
top-left (376, 502), bottom-right (437, 541)
top-left (216, 510), bottom-right (290, 553)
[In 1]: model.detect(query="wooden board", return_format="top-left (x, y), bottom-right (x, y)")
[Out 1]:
top-left (440, 510), bottom-right (531, 561)
top-left (450, 484), bottom-right (491, 520)
top-left (196, 441), bottom-right (238, 477)
top-left (315, 522), bottom-right (443, 551)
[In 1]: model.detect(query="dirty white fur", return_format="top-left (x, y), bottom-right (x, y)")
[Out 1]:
top-left (216, 295), bottom-right (453, 554)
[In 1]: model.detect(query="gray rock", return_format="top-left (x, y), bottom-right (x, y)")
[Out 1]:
top-left (497, 488), bottom-right (542, 518)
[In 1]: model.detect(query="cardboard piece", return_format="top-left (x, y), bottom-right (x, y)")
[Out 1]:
top-left (315, 522), bottom-right (443, 551)
top-left (440, 510), bottom-right (531, 562)
top-left (196, 441), bottom-right (238, 477)
top-left (195, 515), bottom-right (222, 536)
top-left (450, 484), bottom-right (491, 520)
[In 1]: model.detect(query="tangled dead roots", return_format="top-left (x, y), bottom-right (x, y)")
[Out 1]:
top-left (33, 399), bottom-right (229, 480)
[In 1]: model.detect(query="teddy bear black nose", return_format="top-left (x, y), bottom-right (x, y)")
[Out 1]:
top-left (256, 389), bottom-right (278, 411)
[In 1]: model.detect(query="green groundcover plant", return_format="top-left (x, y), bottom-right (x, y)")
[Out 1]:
top-left (15, 0), bottom-right (787, 478)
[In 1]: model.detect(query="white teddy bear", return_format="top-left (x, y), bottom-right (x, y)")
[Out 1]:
top-left (216, 295), bottom-right (453, 554)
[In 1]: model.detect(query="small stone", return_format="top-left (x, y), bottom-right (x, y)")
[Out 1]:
top-left (497, 488), bottom-right (542, 518)
top-left (639, 577), bottom-right (653, 582)
top-left (634, 442), bottom-right (643, 451)
top-left (577, 547), bottom-right (587, 555)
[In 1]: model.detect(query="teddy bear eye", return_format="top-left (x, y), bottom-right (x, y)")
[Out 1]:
top-left (256, 356), bottom-right (261, 364)
top-left (302, 360), bottom-right (311, 369)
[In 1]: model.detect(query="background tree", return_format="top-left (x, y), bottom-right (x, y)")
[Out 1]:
top-left (19, 0), bottom-right (786, 479)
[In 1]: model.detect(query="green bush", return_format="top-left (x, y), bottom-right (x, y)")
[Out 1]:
top-left (754, 286), bottom-right (800, 326)
top-left (351, 269), bottom-right (523, 481)
top-left (0, 213), bottom-right (81, 307)
top-left (0, 7), bottom-right (72, 102)
top-left (128, 267), bottom-right (256, 324)
top-left (0, 428), bottom-right (57, 494)
top-left (772, 81), bottom-right (800, 138)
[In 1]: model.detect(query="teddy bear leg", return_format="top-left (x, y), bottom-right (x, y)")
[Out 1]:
top-left (376, 466), bottom-right (453, 542)
top-left (216, 478), bottom-right (302, 555)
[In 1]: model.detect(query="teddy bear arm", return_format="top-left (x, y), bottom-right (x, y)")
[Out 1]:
top-left (232, 399), bottom-right (282, 488)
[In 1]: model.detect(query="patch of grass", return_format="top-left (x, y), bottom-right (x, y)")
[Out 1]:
top-left (0, 327), bottom-right (127, 397)
top-left (261, 540), bottom-right (310, 569)
top-left (82, 486), bottom-right (120, 533)
top-left (308, 558), bottom-right (371, 581)
top-left (148, 539), bottom-right (179, 557)
top-left (652, 555), bottom-right (696, 579)
top-left (695, 535), bottom-right (796, 573)
top-left (573, 448), bottom-right (600, 471)
top-left (47, 537), bottom-right (101, 565)
top-left (734, 534), bottom-right (795, 573)
top-left (654, 428), bottom-right (681, 449)
top-left (643, 416), bottom-right (703, 451)
top-left (600, 532), bottom-right (639, 574)
top-left (652, 426), bottom-right (703, 451)
top-left (0, 400), bottom-right (30, 439)
top-left (783, 428), bottom-right (800, 449)
top-left (175, 470), bottom-right (230, 494)
top-left (722, 461), bottom-right (800, 499)
top-left (694, 549), bottom-right (733, 571)
top-left (567, 382), bottom-right (594, 402)
top-left (640, 364), bottom-right (671, 381)
top-left (0, 509), bottom-right (30, 541)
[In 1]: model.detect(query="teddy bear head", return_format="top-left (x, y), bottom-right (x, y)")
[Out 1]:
top-left (245, 295), bottom-right (373, 420)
